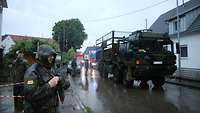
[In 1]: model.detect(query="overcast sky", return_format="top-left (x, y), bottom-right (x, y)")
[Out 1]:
top-left (2, 0), bottom-right (189, 51)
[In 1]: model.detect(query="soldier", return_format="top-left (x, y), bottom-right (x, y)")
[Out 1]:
top-left (71, 58), bottom-right (77, 76)
top-left (13, 50), bottom-right (28, 113)
top-left (24, 45), bottom-right (70, 113)
top-left (84, 59), bottom-right (89, 75)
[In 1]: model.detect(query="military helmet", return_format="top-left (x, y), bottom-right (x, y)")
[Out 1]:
top-left (15, 50), bottom-right (24, 59)
top-left (37, 44), bottom-right (57, 67)
top-left (16, 50), bottom-right (22, 54)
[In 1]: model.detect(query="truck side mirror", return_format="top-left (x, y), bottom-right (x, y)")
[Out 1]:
top-left (176, 43), bottom-right (180, 54)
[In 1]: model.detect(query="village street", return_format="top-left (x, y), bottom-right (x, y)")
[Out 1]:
top-left (1, 0), bottom-right (200, 113)
top-left (1, 67), bottom-right (200, 113)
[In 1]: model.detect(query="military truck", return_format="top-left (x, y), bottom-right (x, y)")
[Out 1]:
top-left (96, 30), bottom-right (177, 87)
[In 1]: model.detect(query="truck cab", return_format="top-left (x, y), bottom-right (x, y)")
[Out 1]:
top-left (119, 30), bottom-right (177, 87)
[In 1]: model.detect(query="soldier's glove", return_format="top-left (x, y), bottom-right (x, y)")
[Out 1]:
top-left (58, 77), bottom-right (70, 90)
top-left (48, 76), bottom-right (59, 88)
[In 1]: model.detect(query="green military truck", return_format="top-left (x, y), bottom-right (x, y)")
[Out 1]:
top-left (96, 30), bottom-right (177, 87)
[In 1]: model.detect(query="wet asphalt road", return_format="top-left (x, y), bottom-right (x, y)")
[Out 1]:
top-left (0, 86), bottom-right (14, 113)
top-left (72, 67), bottom-right (200, 113)
top-left (1, 67), bottom-right (200, 113)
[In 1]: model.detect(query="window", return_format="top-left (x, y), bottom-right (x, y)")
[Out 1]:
top-left (171, 17), bottom-right (186, 34)
top-left (180, 17), bottom-right (186, 31)
top-left (180, 45), bottom-right (188, 57)
top-left (173, 21), bottom-right (178, 32)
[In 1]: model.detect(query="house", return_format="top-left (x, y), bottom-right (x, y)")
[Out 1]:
top-left (76, 51), bottom-right (84, 60)
top-left (2, 34), bottom-right (56, 54)
top-left (1, 34), bottom-right (56, 64)
top-left (150, 0), bottom-right (200, 80)
top-left (2, 34), bottom-right (32, 54)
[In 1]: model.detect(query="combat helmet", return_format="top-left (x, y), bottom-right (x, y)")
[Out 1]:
top-left (37, 44), bottom-right (57, 68)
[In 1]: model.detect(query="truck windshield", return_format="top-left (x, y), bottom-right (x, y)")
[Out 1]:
top-left (129, 39), bottom-right (173, 53)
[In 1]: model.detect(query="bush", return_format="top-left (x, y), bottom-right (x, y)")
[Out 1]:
top-left (83, 106), bottom-right (98, 113)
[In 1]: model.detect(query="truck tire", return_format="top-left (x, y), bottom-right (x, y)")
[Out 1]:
top-left (99, 63), bottom-right (108, 78)
top-left (98, 63), bottom-right (103, 76)
top-left (152, 77), bottom-right (165, 87)
top-left (102, 66), bottom-right (108, 78)
top-left (123, 80), bottom-right (133, 88)
top-left (139, 80), bottom-right (149, 88)
top-left (113, 66), bottom-right (122, 83)
top-left (123, 69), bottom-right (133, 88)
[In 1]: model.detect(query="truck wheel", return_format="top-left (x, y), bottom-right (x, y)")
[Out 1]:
top-left (103, 67), bottom-right (108, 78)
top-left (99, 63), bottom-right (108, 78)
top-left (123, 80), bottom-right (133, 88)
top-left (123, 69), bottom-right (133, 88)
top-left (98, 63), bottom-right (103, 76)
top-left (113, 66), bottom-right (121, 83)
top-left (152, 77), bottom-right (165, 87)
top-left (139, 80), bottom-right (149, 88)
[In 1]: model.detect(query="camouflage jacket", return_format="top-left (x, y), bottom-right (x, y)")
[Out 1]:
top-left (13, 58), bottom-right (28, 83)
top-left (24, 63), bottom-right (62, 113)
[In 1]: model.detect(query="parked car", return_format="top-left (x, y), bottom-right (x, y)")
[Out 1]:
top-left (67, 60), bottom-right (81, 76)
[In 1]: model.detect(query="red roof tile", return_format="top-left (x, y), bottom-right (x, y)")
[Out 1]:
top-left (2, 34), bottom-right (54, 43)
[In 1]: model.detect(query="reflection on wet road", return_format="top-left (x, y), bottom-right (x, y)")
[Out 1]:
top-left (1, 67), bottom-right (200, 113)
top-left (0, 87), bottom-right (14, 113)
top-left (73, 67), bottom-right (200, 113)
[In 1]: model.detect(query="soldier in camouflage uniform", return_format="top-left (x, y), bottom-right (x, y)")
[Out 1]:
top-left (13, 50), bottom-right (28, 113)
top-left (24, 45), bottom-right (70, 113)
top-left (84, 59), bottom-right (89, 75)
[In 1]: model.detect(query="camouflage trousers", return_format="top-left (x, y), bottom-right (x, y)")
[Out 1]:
top-left (13, 85), bottom-right (24, 113)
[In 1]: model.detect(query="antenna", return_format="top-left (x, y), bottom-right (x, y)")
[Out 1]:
top-left (145, 18), bottom-right (148, 29)
top-left (182, 0), bottom-right (185, 7)
top-left (35, 41), bottom-right (40, 59)
top-left (182, 0), bottom-right (184, 5)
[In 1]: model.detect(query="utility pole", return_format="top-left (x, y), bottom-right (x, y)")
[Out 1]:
top-left (61, 27), bottom-right (65, 64)
top-left (176, 0), bottom-right (181, 80)
top-left (0, 6), bottom-right (3, 67)
top-left (36, 41), bottom-right (39, 59)
top-left (145, 18), bottom-right (148, 30)
top-left (0, 0), bottom-right (8, 66)
top-left (0, 6), bottom-right (3, 48)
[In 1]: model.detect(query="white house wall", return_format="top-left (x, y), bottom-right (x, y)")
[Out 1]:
top-left (2, 36), bottom-right (15, 54)
top-left (171, 33), bottom-right (200, 69)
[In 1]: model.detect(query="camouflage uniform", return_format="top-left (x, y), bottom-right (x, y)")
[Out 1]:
top-left (13, 52), bottom-right (28, 113)
top-left (84, 59), bottom-right (89, 74)
top-left (71, 59), bottom-right (77, 76)
top-left (24, 45), bottom-right (70, 113)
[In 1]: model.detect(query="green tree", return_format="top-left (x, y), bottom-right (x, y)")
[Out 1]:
top-left (5, 38), bottom-right (59, 65)
top-left (52, 18), bottom-right (87, 52)
top-left (63, 48), bottom-right (76, 63)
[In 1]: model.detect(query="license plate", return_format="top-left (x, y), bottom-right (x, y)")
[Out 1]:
top-left (153, 61), bottom-right (163, 64)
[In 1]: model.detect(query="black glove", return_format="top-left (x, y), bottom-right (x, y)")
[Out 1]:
top-left (58, 77), bottom-right (70, 90)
